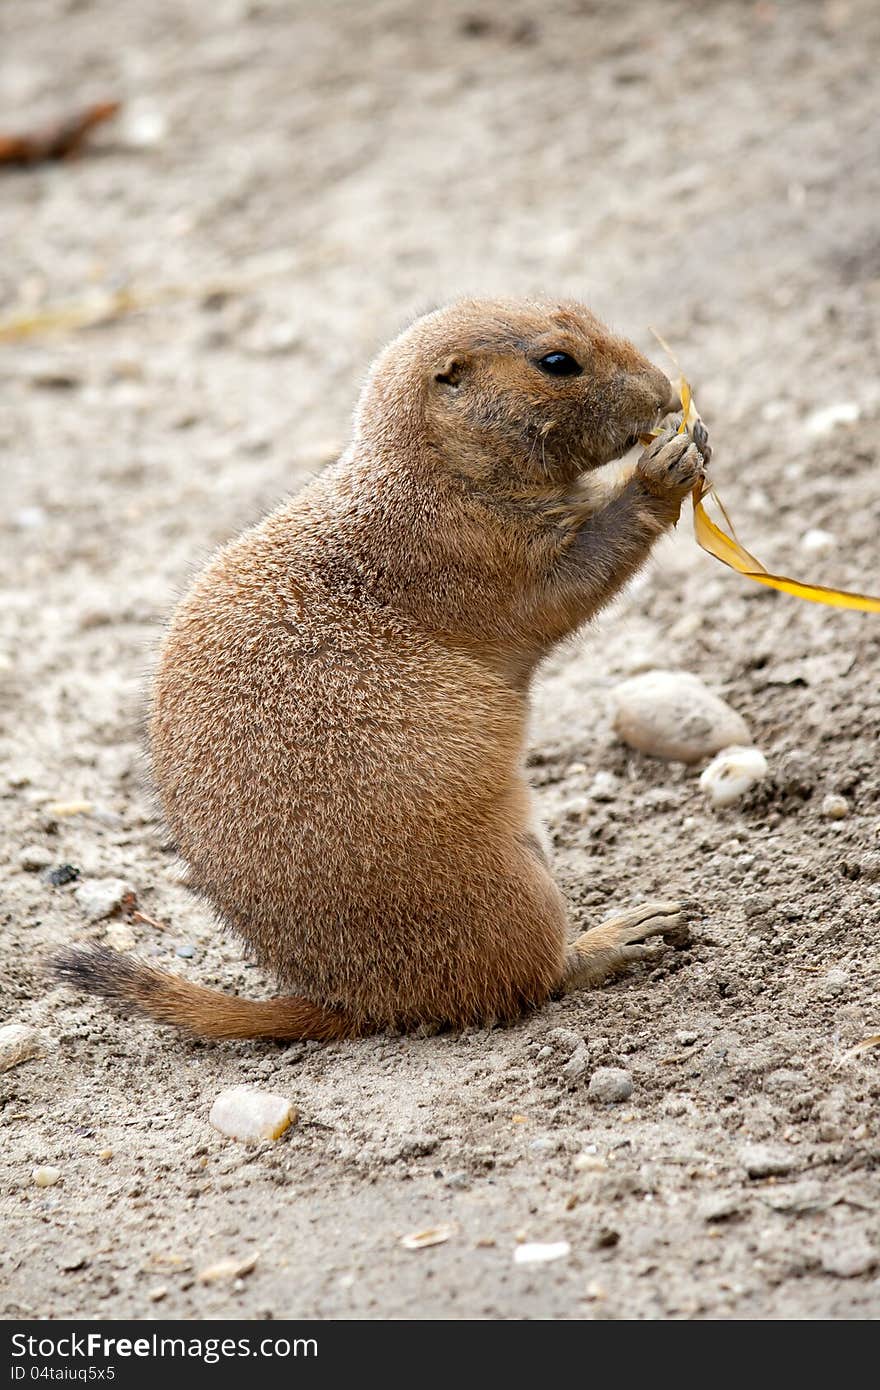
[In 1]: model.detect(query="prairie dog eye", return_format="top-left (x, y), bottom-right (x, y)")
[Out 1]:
top-left (536, 351), bottom-right (583, 378)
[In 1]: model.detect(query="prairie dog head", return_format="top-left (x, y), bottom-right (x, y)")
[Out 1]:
top-left (355, 297), bottom-right (678, 486)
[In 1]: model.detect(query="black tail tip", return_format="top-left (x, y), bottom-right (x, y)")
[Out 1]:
top-left (49, 945), bottom-right (144, 1005)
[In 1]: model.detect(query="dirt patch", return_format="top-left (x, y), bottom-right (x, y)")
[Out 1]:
top-left (2, 0), bottom-right (879, 1320)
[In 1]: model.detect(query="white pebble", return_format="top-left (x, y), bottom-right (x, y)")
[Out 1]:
top-left (198, 1253), bottom-right (258, 1283)
top-left (800, 528), bottom-right (835, 555)
top-left (400, 1225), bottom-right (454, 1250)
top-left (821, 794), bottom-right (849, 820)
top-left (33, 1166), bottom-right (61, 1188)
top-left (46, 800), bottom-right (93, 818)
top-left (12, 506), bottom-right (47, 530)
top-left (700, 746), bottom-right (768, 808)
top-left (73, 878), bottom-right (136, 921)
top-left (611, 671), bottom-right (750, 763)
top-left (820, 1238), bottom-right (876, 1279)
top-left (19, 844), bottom-right (54, 871)
top-left (105, 922), bottom-right (135, 951)
top-left (588, 1067), bottom-right (634, 1104)
top-left (740, 1144), bottom-right (798, 1179)
top-left (513, 1241), bottom-right (570, 1265)
top-left (803, 402), bottom-right (860, 437)
top-left (589, 771), bottom-right (619, 802)
top-left (0, 1023), bottom-right (42, 1073)
top-left (573, 1153), bottom-right (607, 1173)
top-left (122, 105), bottom-right (168, 148)
top-left (209, 1087), bottom-right (297, 1143)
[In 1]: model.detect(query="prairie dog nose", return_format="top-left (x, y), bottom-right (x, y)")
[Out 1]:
top-left (663, 379), bottom-right (682, 415)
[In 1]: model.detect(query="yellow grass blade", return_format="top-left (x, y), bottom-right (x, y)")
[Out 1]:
top-left (690, 462), bottom-right (880, 614)
top-left (643, 360), bottom-right (880, 614)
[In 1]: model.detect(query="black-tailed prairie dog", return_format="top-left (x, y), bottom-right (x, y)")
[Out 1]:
top-left (55, 297), bottom-right (707, 1041)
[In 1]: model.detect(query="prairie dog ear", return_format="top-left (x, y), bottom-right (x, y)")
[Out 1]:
top-left (433, 354), bottom-right (469, 387)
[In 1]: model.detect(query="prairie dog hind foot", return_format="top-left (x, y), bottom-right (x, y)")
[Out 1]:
top-left (561, 900), bottom-right (692, 992)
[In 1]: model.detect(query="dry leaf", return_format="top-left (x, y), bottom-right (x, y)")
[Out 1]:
top-left (0, 101), bottom-right (120, 166)
top-left (0, 289), bottom-right (151, 343)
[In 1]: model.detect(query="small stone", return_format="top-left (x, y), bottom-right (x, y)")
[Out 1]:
top-left (700, 746), bottom-right (768, 808)
top-left (147, 1286), bottom-right (168, 1302)
top-left (662, 1094), bottom-right (694, 1117)
top-left (818, 1122), bottom-right (844, 1143)
top-left (610, 671), bottom-right (750, 763)
top-left (122, 104), bottom-right (168, 148)
top-left (800, 528), bottom-right (835, 554)
top-left (46, 864), bottom-right (80, 887)
top-left (859, 853), bottom-right (880, 883)
top-left (562, 1044), bottom-right (589, 1083)
top-left (763, 1069), bottom-right (808, 1094)
top-left (73, 878), bottom-right (136, 921)
top-left (58, 1250), bottom-right (89, 1272)
top-left (513, 1241), bottom-right (570, 1265)
top-left (573, 1152), bottom-right (607, 1172)
top-left (819, 967), bottom-right (849, 998)
top-left (588, 1067), bottom-right (634, 1104)
top-left (804, 401), bottom-right (860, 436)
top-left (529, 1136), bottom-right (557, 1154)
top-left (444, 1171), bottom-right (469, 1189)
top-left (209, 1087), bottom-right (297, 1142)
top-left (546, 1027), bottom-right (582, 1051)
top-left (675, 1030), bottom-right (699, 1046)
top-left (175, 944), bottom-right (195, 959)
top-left (558, 795), bottom-right (589, 823)
top-left (400, 1225), bottom-right (454, 1250)
top-left (198, 1254), bottom-right (258, 1284)
top-left (775, 749), bottom-right (816, 796)
top-left (820, 1238), bottom-right (876, 1278)
top-left (0, 1024), bottom-right (42, 1073)
top-left (19, 845), bottom-right (54, 871)
top-left (699, 1193), bottom-right (744, 1223)
top-left (761, 1180), bottom-right (827, 1214)
top-left (12, 506), bottom-right (48, 530)
top-left (594, 1228), bottom-right (620, 1249)
top-left (105, 922), bottom-right (135, 952)
top-left (820, 794), bottom-right (849, 820)
top-left (33, 1166), bottom-right (61, 1188)
top-left (589, 771), bottom-right (619, 801)
top-left (47, 800), bottom-right (94, 818)
top-left (740, 1144), bottom-right (798, 1179)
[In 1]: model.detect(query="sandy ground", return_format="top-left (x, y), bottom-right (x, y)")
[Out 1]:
top-left (2, 0), bottom-right (880, 1321)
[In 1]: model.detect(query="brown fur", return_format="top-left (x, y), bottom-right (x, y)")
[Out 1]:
top-left (53, 297), bottom-right (706, 1041)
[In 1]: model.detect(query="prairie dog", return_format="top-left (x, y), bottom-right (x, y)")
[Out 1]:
top-left (55, 297), bottom-right (706, 1041)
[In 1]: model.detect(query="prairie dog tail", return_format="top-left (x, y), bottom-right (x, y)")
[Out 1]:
top-left (51, 947), bottom-right (360, 1041)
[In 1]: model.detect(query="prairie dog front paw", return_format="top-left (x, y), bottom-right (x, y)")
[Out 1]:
top-left (637, 428), bottom-right (706, 502)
